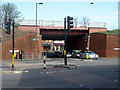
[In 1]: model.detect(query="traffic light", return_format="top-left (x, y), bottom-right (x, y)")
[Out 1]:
top-left (85, 33), bottom-right (89, 42)
top-left (5, 21), bottom-right (11, 34)
top-left (67, 16), bottom-right (74, 32)
top-left (5, 22), bottom-right (9, 30)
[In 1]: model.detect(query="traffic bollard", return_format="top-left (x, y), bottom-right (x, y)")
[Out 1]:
top-left (43, 55), bottom-right (46, 69)
top-left (12, 55), bottom-right (15, 68)
top-left (43, 59), bottom-right (46, 69)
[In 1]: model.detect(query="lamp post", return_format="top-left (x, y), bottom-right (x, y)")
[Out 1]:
top-left (35, 2), bottom-right (43, 59)
top-left (87, 2), bottom-right (94, 51)
top-left (90, 2), bottom-right (94, 22)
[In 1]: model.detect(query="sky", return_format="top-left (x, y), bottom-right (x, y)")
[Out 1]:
top-left (1, 0), bottom-right (119, 30)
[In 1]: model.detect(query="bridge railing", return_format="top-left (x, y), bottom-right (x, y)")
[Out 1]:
top-left (17, 19), bottom-right (107, 29)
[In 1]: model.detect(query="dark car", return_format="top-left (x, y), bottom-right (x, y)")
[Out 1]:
top-left (72, 50), bottom-right (81, 58)
top-left (54, 51), bottom-right (63, 57)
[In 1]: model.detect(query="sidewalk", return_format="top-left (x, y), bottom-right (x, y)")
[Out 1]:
top-left (1, 58), bottom-right (118, 71)
top-left (1, 59), bottom-right (49, 71)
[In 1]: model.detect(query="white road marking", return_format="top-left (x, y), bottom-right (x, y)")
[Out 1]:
top-left (80, 85), bottom-right (83, 86)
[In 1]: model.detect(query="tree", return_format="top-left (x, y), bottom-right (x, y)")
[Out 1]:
top-left (74, 16), bottom-right (78, 27)
top-left (80, 16), bottom-right (90, 27)
top-left (1, 2), bottom-right (21, 24)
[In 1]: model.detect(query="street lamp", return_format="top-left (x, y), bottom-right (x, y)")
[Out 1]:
top-left (87, 2), bottom-right (94, 51)
top-left (35, 2), bottom-right (43, 59)
top-left (90, 2), bottom-right (94, 4)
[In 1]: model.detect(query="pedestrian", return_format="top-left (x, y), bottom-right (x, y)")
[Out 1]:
top-left (19, 50), bottom-right (22, 61)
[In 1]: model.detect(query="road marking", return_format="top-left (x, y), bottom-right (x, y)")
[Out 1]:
top-left (46, 72), bottom-right (49, 74)
top-left (84, 60), bottom-right (97, 61)
top-left (2, 70), bottom-right (29, 74)
top-left (40, 69), bottom-right (72, 74)
top-left (114, 80), bottom-right (118, 82)
top-left (14, 71), bottom-right (23, 73)
top-left (80, 85), bottom-right (83, 87)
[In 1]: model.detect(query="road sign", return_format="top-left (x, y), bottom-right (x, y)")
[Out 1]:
top-left (33, 38), bottom-right (38, 41)
top-left (9, 50), bottom-right (19, 52)
top-left (114, 48), bottom-right (120, 50)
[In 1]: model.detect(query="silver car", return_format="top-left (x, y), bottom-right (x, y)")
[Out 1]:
top-left (66, 52), bottom-right (72, 58)
top-left (80, 51), bottom-right (99, 59)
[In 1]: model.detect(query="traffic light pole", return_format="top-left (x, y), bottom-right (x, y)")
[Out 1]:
top-left (64, 16), bottom-right (74, 65)
top-left (12, 19), bottom-right (15, 69)
top-left (64, 17), bottom-right (67, 65)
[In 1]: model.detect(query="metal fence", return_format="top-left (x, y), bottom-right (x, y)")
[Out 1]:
top-left (17, 19), bottom-right (107, 29)
top-left (22, 53), bottom-right (41, 60)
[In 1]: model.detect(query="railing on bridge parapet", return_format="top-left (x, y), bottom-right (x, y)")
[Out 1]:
top-left (17, 19), bottom-right (107, 29)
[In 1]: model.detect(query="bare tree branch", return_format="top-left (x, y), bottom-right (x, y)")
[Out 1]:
top-left (1, 2), bottom-right (21, 24)
top-left (80, 16), bottom-right (90, 27)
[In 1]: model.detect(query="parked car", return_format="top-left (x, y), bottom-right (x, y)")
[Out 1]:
top-left (54, 51), bottom-right (63, 57)
top-left (59, 51), bottom-right (72, 58)
top-left (47, 52), bottom-right (55, 58)
top-left (72, 50), bottom-right (81, 58)
top-left (80, 51), bottom-right (99, 59)
top-left (66, 52), bottom-right (72, 58)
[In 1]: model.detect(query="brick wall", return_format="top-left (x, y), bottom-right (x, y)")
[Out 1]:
top-left (90, 33), bottom-right (120, 57)
top-left (106, 35), bottom-right (120, 57)
top-left (89, 28), bottom-right (107, 33)
top-left (18, 25), bottom-right (40, 34)
top-left (1, 32), bottom-right (55, 60)
top-left (2, 32), bottom-right (42, 60)
top-left (90, 33), bottom-right (106, 57)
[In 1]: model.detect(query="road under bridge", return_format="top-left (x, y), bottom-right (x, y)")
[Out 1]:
top-left (40, 28), bottom-right (89, 52)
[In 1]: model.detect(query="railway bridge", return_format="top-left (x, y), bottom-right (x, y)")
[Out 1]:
top-left (17, 19), bottom-right (107, 54)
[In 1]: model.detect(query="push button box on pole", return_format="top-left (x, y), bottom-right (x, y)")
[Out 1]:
top-left (86, 53), bottom-right (89, 59)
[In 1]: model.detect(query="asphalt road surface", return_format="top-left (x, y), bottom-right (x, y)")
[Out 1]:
top-left (1, 58), bottom-right (119, 89)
